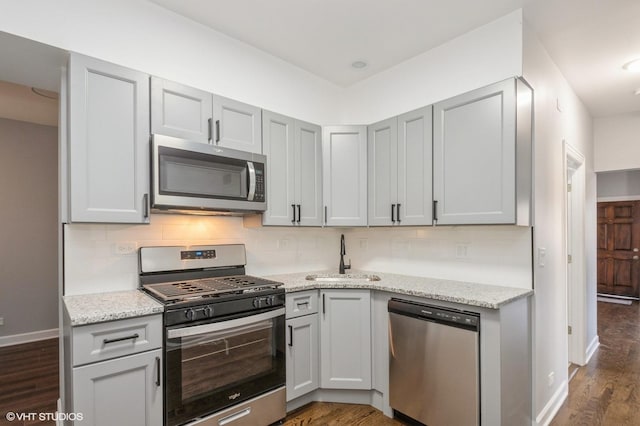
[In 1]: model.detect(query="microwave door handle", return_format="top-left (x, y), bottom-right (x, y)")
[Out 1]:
top-left (247, 161), bottom-right (256, 201)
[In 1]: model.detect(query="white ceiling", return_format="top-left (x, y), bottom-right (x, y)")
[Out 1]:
top-left (149, 0), bottom-right (640, 118)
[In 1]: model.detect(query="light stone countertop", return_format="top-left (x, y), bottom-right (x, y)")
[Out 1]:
top-left (63, 290), bottom-right (164, 326)
top-left (266, 270), bottom-right (533, 310)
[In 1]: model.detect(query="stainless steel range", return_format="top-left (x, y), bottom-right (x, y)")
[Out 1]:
top-left (139, 244), bottom-right (286, 426)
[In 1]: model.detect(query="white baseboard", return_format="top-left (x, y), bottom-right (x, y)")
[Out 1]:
top-left (535, 380), bottom-right (568, 426)
top-left (585, 335), bottom-right (600, 364)
top-left (0, 328), bottom-right (59, 347)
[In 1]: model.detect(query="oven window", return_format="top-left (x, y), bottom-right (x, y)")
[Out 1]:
top-left (159, 148), bottom-right (248, 200)
top-left (165, 312), bottom-right (285, 426)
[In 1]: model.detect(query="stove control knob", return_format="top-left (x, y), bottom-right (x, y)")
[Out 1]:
top-left (253, 298), bottom-right (262, 308)
top-left (185, 309), bottom-right (196, 321)
top-left (203, 306), bottom-right (213, 318)
top-left (265, 296), bottom-right (273, 306)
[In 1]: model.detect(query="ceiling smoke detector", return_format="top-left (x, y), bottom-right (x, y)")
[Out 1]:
top-left (351, 60), bottom-right (368, 69)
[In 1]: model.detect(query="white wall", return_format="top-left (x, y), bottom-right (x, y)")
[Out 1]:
top-left (0, 0), bottom-right (342, 125)
top-left (594, 113), bottom-right (640, 172)
top-left (64, 216), bottom-right (341, 295)
top-left (523, 23), bottom-right (596, 425)
top-left (0, 118), bottom-right (58, 337)
top-left (597, 170), bottom-right (640, 200)
top-left (342, 10), bottom-right (523, 124)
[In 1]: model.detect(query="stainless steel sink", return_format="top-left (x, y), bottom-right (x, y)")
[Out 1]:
top-left (305, 273), bottom-right (381, 282)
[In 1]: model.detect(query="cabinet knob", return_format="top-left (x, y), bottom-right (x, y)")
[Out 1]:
top-left (633, 256), bottom-right (639, 260)
top-left (634, 248), bottom-right (639, 252)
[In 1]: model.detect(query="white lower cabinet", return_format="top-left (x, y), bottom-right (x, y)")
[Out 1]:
top-left (319, 289), bottom-right (371, 389)
top-left (73, 349), bottom-right (162, 426)
top-left (285, 314), bottom-right (319, 401)
top-left (65, 314), bottom-right (163, 426)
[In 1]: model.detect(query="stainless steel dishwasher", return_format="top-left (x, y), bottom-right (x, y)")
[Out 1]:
top-left (388, 298), bottom-right (480, 426)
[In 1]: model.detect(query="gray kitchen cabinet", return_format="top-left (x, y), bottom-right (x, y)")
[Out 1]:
top-left (151, 78), bottom-right (263, 153)
top-left (151, 77), bottom-right (213, 143)
top-left (263, 111), bottom-right (322, 226)
top-left (68, 53), bottom-right (150, 223)
top-left (433, 78), bottom-right (522, 225)
top-left (286, 314), bottom-right (319, 401)
top-left (213, 95), bottom-right (262, 154)
top-left (73, 349), bottom-right (162, 426)
top-left (367, 107), bottom-right (433, 226)
top-left (319, 289), bottom-right (371, 390)
top-left (322, 126), bottom-right (367, 227)
top-left (65, 314), bottom-right (163, 426)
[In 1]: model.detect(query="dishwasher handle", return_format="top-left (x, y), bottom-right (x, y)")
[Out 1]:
top-left (388, 298), bottom-right (479, 332)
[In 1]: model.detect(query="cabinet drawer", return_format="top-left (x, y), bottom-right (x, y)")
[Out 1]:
top-left (286, 291), bottom-right (318, 318)
top-left (72, 315), bottom-right (162, 366)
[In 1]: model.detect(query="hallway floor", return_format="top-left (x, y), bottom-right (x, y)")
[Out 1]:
top-left (551, 300), bottom-right (640, 425)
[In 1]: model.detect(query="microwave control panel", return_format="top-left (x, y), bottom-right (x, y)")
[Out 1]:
top-left (254, 164), bottom-right (265, 201)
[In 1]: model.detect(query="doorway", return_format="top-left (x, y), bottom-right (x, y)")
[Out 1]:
top-left (565, 141), bottom-right (587, 366)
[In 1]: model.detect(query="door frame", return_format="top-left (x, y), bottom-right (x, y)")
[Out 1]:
top-left (564, 141), bottom-right (587, 365)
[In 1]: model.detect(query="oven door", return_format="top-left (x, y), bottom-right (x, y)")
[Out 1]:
top-left (165, 308), bottom-right (285, 426)
top-left (152, 135), bottom-right (266, 212)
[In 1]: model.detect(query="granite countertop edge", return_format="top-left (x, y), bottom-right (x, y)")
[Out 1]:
top-left (63, 290), bottom-right (164, 326)
top-left (266, 270), bottom-right (534, 310)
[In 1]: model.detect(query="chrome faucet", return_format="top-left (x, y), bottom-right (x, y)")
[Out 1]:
top-left (339, 234), bottom-right (351, 274)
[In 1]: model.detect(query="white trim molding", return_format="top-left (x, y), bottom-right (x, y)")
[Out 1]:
top-left (0, 328), bottom-right (58, 347)
top-left (535, 380), bottom-right (568, 426)
top-left (585, 335), bottom-right (600, 364)
top-left (597, 196), bottom-right (640, 203)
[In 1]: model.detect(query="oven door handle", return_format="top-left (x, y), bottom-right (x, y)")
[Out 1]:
top-left (247, 161), bottom-right (256, 201)
top-left (167, 308), bottom-right (284, 339)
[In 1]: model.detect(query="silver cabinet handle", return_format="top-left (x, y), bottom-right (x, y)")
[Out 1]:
top-left (208, 118), bottom-right (213, 142)
top-left (215, 120), bottom-right (221, 143)
top-left (324, 206), bottom-right (328, 224)
top-left (143, 194), bottom-right (149, 219)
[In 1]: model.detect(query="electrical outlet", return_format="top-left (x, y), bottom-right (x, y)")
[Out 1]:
top-left (359, 239), bottom-right (368, 250)
top-left (278, 239), bottom-right (291, 250)
top-left (456, 244), bottom-right (469, 259)
top-left (547, 372), bottom-right (555, 387)
top-left (0, 317), bottom-right (4, 326)
top-left (114, 242), bottom-right (137, 255)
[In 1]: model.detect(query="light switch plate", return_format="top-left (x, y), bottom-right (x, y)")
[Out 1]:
top-left (538, 248), bottom-right (547, 267)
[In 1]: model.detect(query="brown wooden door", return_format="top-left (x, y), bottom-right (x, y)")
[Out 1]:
top-left (597, 201), bottom-right (640, 297)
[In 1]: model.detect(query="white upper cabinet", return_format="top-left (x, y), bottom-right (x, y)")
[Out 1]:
top-left (433, 78), bottom-right (518, 225)
top-left (368, 107), bottom-right (432, 226)
top-left (322, 126), bottom-right (367, 227)
top-left (151, 77), bottom-right (212, 144)
top-left (262, 111), bottom-right (322, 226)
top-left (68, 53), bottom-right (150, 224)
top-left (151, 78), bottom-right (263, 152)
top-left (213, 95), bottom-right (262, 154)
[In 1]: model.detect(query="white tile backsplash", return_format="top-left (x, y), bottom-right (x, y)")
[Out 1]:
top-left (64, 217), bottom-right (533, 295)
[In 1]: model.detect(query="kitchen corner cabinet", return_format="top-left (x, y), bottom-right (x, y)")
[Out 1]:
top-left (322, 126), bottom-right (368, 227)
top-left (151, 77), bottom-right (262, 153)
top-left (66, 314), bottom-right (163, 426)
top-left (263, 111), bottom-right (322, 226)
top-left (285, 291), bottom-right (319, 401)
top-left (68, 53), bottom-right (150, 223)
top-left (433, 78), bottom-right (531, 225)
top-left (368, 106), bottom-right (433, 226)
top-left (319, 289), bottom-right (371, 390)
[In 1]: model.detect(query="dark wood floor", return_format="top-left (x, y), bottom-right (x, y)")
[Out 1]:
top-left (551, 301), bottom-right (640, 425)
top-left (0, 338), bottom-right (58, 426)
top-left (284, 402), bottom-right (406, 425)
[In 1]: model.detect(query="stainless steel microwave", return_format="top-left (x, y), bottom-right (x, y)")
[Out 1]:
top-left (151, 135), bottom-right (266, 214)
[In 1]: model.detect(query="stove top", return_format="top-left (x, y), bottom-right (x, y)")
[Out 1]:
top-left (143, 275), bottom-right (283, 303)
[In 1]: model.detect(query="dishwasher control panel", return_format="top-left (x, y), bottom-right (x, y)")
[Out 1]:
top-left (388, 298), bottom-right (479, 330)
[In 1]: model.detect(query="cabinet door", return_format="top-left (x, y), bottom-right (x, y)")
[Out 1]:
top-left (320, 289), bottom-right (371, 390)
top-left (286, 314), bottom-right (319, 401)
top-left (433, 79), bottom-right (516, 225)
top-left (397, 106), bottom-right (433, 226)
top-left (213, 95), bottom-right (262, 153)
top-left (262, 111), bottom-right (296, 225)
top-left (151, 77), bottom-right (212, 143)
top-left (368, 117), bottom-right (398, 226)
top-left (295, 120), bottom-right (323, 226)
top-left (73, 349), bottom-right (162, 426)
top-left (322, 126), bottom-right (368, 227)
top-left (69, 54), bottom-right (150, 223)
